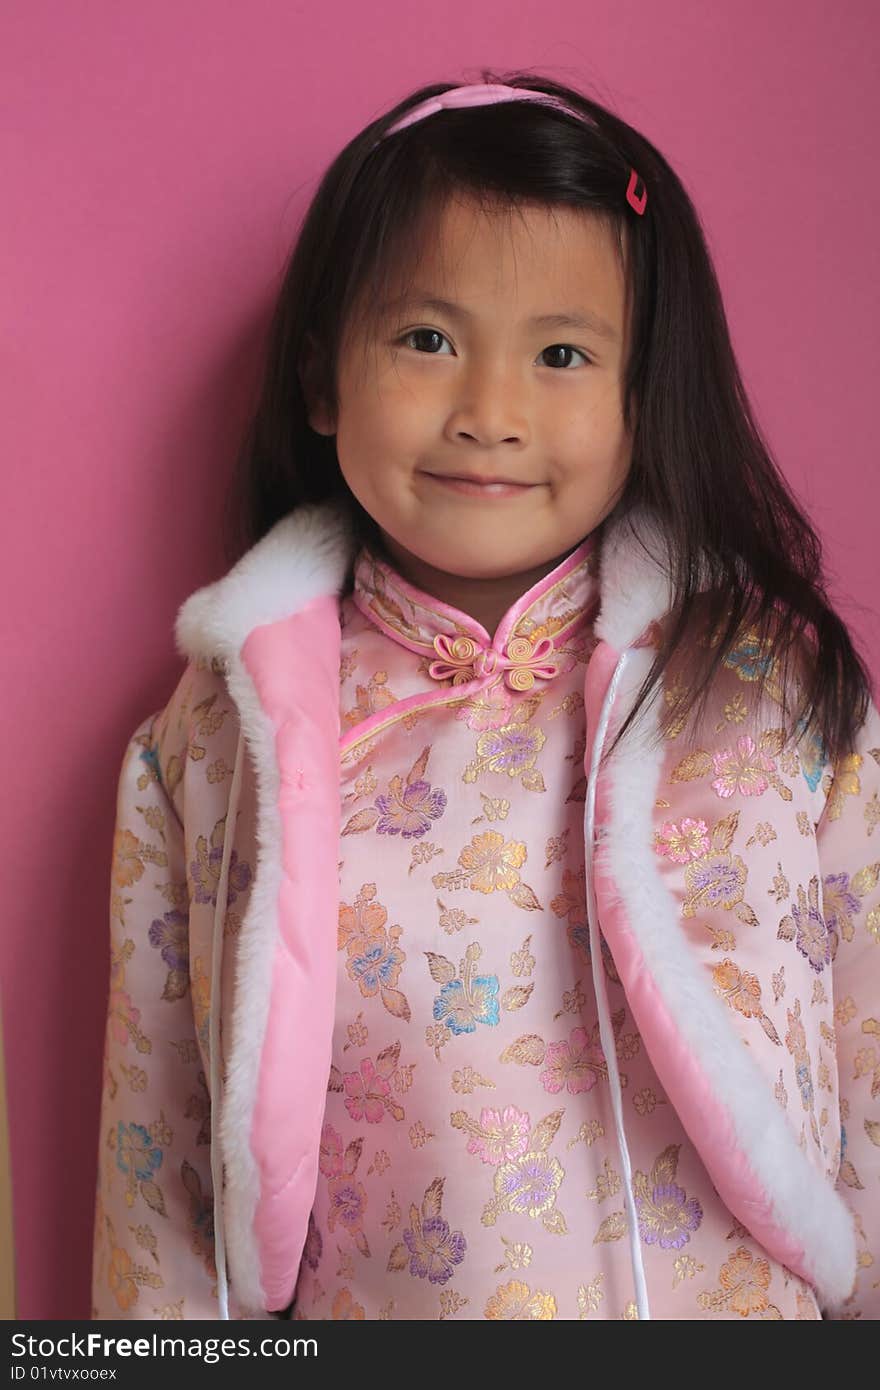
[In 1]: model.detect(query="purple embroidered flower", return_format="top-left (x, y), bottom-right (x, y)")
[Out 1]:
top-left (684, 851), bottom-right (747, 911)
top-left (636, 1182), bottom-right (703, 1249)
top-left (326, 1175), bottom-right (367, 1237)
top-left (779, 877), bottom-right (836, 972)
top-left (374, 780), bottom-right (447, 838)
top-left (474, 725), bottom-right (545, 776)
top-left (148, 910), bottom-right (188, 971)
top-left (402, 1217), bottom-right (467, 1285)
top-left (190, 847), bottom-right (252, 906)
top-left (822, 872), bottom-right (861, 943)
top-left (494, 1152), bottom-right (564, 1218)
top-left (792, 894), bottom-right (832, 973)
top-left (226, 852), bottom-right (252, 901)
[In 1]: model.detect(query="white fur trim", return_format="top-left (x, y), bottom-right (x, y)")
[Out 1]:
top-left (594, 506), bottom-right (675, 651)
top-left (175, 500), bottom-right (355, 664)
top-left (212, 645), bottom-right (282, 1316)
top-left (176, 500), bottom-right (676, 669)
top-left (595, 644), bottom-right (857, 1308)
top-left (175, 499), bottom-right (354, 1316)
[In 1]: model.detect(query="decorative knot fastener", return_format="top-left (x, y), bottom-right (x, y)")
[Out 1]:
top-left (428, 631), bottom-right (559, 691)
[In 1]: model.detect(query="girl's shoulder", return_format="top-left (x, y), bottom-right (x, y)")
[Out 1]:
top-left (661, 594), bottom-right (879, 822)
top-left (139, 654), bottom-right (239, 827)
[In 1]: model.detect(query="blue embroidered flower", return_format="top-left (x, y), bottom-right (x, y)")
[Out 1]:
top-left (349, 940), bottom-right (406, 994)
top-left (566, 925), bottom-right (594, 968)
top-left (723, 636), bottom-right (774, 681)
top-left (139, 744), bottom-right (161, 782)
top-left (433, 976), bottom-right (500, 1034)
top-left (794, 717), bottom-right (827, 792)
top-left (796, 1061), bottom-right (813, 1110)
top-left (116, 1122), bottom-right (163, 1182)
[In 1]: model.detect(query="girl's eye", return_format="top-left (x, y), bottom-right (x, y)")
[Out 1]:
top-left (398, 329), bottom-right (591, 369)
top-left (400, 328), bottom-right (453, 355)
top-left (538, 343), bottom-right (591, 370)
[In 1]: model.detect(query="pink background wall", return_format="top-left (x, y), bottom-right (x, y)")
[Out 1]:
top-left (2, 1), bottom-right (877, 1319)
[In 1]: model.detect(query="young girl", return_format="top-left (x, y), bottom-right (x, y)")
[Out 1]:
top-left (91, 71), bottom-right (880, 1322)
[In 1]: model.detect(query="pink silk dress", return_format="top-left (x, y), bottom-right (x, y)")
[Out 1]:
top-left (289, 534), bottom-right (822, 1320)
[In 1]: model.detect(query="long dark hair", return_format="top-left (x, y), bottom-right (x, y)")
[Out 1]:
top-left (224, 65), bottom-right (874, 766)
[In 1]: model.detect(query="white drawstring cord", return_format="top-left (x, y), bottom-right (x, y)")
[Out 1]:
top-left (583, 651), bottom-right (651, 1321)
top-left (209, 724), bottom-right (246, 1321)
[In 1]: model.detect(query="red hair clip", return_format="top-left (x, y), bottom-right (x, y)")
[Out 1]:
top-left (626, 169), bottom-right (647, 216)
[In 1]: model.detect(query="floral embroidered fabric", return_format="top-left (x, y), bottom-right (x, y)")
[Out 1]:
top-left (91, 529), bottom-right (880, 1320)
top-left (289, 537), bottom-right (846, 1320)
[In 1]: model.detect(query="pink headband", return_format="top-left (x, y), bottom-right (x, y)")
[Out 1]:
top-left (376, 82), bottom-right (647, 216)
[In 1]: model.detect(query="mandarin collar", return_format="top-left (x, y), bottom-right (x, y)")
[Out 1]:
top-left (350, 530), bottom-right (601, 692)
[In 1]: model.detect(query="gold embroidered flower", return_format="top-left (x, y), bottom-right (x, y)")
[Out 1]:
top-left (112, 828), bottom-right (146, 888)
top-left (108, 1244), bottom-right (138, 1312)
top-left (458, 831), bottom-right (527, 894)
top-left (633, 1088), bottom-right (659, 1116)
top-left (338, 886), bottom-right (388, 954)
top-left (712, 959), bottom-right (763, 1017)
top-left (484, 1280), bottom-right (557, 1319)
top-left (718, 1246), bottom-right (772, 1316)
top-left (331, 1288), bottom-right (365, 1319)
top-left (822, 752), bottom-right (863, 821)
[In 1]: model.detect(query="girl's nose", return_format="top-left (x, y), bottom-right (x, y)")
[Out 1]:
top-left (446, 361), bottom-right (530, 446)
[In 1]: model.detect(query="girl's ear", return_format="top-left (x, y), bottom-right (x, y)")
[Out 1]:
top-left (299, 332), bottom-right (337, 436)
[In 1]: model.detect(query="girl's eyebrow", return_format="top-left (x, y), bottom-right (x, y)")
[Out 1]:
top-left (381, 293), bottom-right (618, 342)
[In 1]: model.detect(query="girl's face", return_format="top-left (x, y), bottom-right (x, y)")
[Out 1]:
top-left (307, 195), bottom-right (634, 636)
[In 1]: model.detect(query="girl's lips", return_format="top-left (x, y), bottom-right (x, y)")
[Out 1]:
top-left (423, 473), bottom-right (537, 498)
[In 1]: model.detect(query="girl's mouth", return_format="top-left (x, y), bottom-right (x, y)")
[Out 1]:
top-left (423, 474), bottom-right (537, 498)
